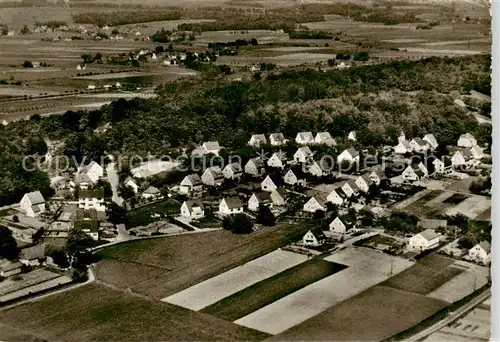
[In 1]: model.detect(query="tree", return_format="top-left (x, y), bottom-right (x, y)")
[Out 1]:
top-left (231, 213), bottom-right (253, 234)
top-left (47, 248), bottom-right (70, 268)
top-left (12, 215), bottom-right (19, 223)
top-left (20, 25), bottom-right (30, 35)
top-left (327, 58), bottom-right (336, 67)
top-left (118, 184), bottom-right (135, 200)
top-left (354, 51), bottom-right (370, 61)
top-left (66, 228), bottom-right (94, 256)
top-left (256, 205), bottom-right (276, 226)
top-left (155, 45), bottom-right (164, 54)
top-left (81, 54), bottom-right (94, 64)
top-left (23, 60), bottom-right (33, 68)
top-left (106, 202), bottom-right (127, 225)
top-left (222, 216), bottom-right (232, 230)
top-left (458, 235), bottom-right (475, 249)
top-left (0, 226), bottom-right (19, 260)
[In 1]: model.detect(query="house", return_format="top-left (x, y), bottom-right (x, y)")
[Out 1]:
top-left (337, 148), bottom-right (360, 164)
top-left (307, 160), bottom-right (326, 177)
top-left (410, 138), bottom-right (430, 153)
top-left (201, 166), bottom-right (225, 186)
top-left (398, 132), bottom-right (406, 143)
top-left (20, 191), bottom-right (46, 217)
top-left (294, 146), bottom-right (313, 163)
top-left (369, 170), bottom-right (388, 186)
top-left (179, 174), bottom-right (203, 195)
top-left (267, 152), bottom-right (287, 169)
top-left (244, 157), bottom-right (266, 177)
top-left (248, 134), bottom-right (267, 147)
top-left (408, 229), bottom-right (440, 251)
top-left (329, 214), bottom-right (355, 234)
top-left (270, 188), bottom-right (287, 206)
top-left (73, 161), bottom-right (103, 188)
top-left (0, 261), bottom-right (22, 277)
top-left (261, 175), bottom-right (279, 192)
top-left (355, 174), bottom-right (374, 192)
top-left (88, 84), bottom-right (96, 90)
top-left (283, 167), bottom-right (307, 186)
top-left (326, 188), bottom-right (345, 206)
top-left (202, 141), bottom-right (222, 155)
top-left (394, 140), bottom-right (413, 154)
top-left (302, 229), bottom-right (326, 247)
top-left (417, 162), bottom-right (429, 178)
top-left (269, 133), bottom-right (286, 146)
top-left (470, 145), bottom-right (484, 160)
top-left (79, 189), bottom-right (106, 211)
top-left (219, 197), bottom-right (244, 216)
top-left (222, 163), bottom-right (243, 180)
top-left (468, 241), bottom-right (491, 264)
top-left (124, 177), bottom-right (139, 193)
top-left (314, 132), bottom-right (336, 146)
top-left (402, 165), bottom-right (425, 182)
top-left (423, 134), bottom-right (438, 150)
top-left (458, 133), bottom-right (477, 148)
top-left (295, 132), bottom-right (314, 145)
top-left (431, 157), bottom-right (445, 174)
top-left (19, 244), bottom-right (45, 266)
top-left (451, 149), bottom-right (474, 167)
top-left (347, 131), bottom-right (357, 141)
top-left (75, 220), bottom-right (100, 241)
top-left (303, 195), bottom-right (327, 213)
top-left (141, 186), bottom-right (162, 200)
top-left (340, 180), bottom-right (359, 198)
top-left (181, 201), bottom-right (205, 220)
top-left (248, 192), bottom-right (272, 211)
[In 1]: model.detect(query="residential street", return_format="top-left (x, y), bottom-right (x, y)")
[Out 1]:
top-left (106, 161), bottom-right (123, 206)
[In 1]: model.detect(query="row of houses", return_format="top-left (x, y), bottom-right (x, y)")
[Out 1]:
top-left (248, 131), bottom-right (358, 148)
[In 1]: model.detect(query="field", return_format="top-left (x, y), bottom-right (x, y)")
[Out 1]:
top-left (125, 199), bottom-right (181, 228)
top-left (0, 283), bottom-right (269, 341)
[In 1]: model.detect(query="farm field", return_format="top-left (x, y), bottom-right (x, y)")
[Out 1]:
top-left (0, 283), bottom-right (269, 341)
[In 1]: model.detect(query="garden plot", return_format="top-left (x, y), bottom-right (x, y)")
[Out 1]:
top-left (235, 247), bottom-right (413, 335)
top-left (162, 249), bottom-right (308, 311)
top-left (446, 195), bottom-right (491, 218)
top-left (424, 191), bottom-right (454, 207)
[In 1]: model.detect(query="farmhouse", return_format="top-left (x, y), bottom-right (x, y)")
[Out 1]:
top-left (20, 191), bottom-right (46, 218)
top-left (408, 229), bottom-right (440, 251)
top-left (394, 140), bottom-right (413, 154)
top-left (267, 152), bottom-right (287, 169)
top-left (179, 174), bottom-right (203, 195)
top-left (248, 192), bottom-right (272, 211)
top-left (402, 165), bottom-right (425, 182)
top-left (201, 166), bottom-right (224, 186)
top-left (284, 167), bottom-right (307, 186)
top-left (468, 241), bottom-right (491, 264)
top-left (244, 157), bottom-right (266, 177)
top-left (270, 188), bottom-right (287, 206)
top-left (219, 197), bottom-right (244, 216)
top-left (355, 174), bottom-right (374, 193)
top-left (141, 186), bottom-right (162, 201)
top-left (458, 133), bottom-right (477, 148)
top-left (303, 195), bottom-right (327, 213)
top-left (261, 175), bottom-right (279, 192)
top-left (326, 188), bottom-right (345, 206)
top-left (410, 138), bottom-right (430, 153)
top-left (302, 229), bottom-right (326, 247)
top-left (423, 134), bottom-right (438, 150)
top-left (181, 201), bottom-right (205, 220)
top-left (0, 261), bottom-right (22, 278)
top-left (269, 133), bottom-right (286, 146)
top-left (248, 134), bottom-right (267, 147)
top-left (294, 146), bottom-right (313, 163)
top-left (329, 214), bottom-right (356, 234)
top-left (19, 244), bottom-right (45, 266)
top-left (337, 148), bottom-right (360, 164)
top-left (451, 149), bottom-right (474, 167)
top-left (78, 189), bottom-right (106, 211)
top-left (295, 132), bottom-right (314, 145)
top-left (314, 132), bottom-right (336, 146)
top-left (124, 177), bottom-right (139, 193)
top-left (222, 162), bottom-right (243, 180)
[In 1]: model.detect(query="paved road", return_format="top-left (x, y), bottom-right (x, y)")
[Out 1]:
top-left (106, 162), bottom-right (123, 206)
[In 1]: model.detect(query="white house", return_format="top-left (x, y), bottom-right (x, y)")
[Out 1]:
top-left (202, 141), bottom-right (222, 155)
top-left (267, 152), bottom-right (287, 169)
top-left (307, 160), bottom-right (326, 177)
top-left (340, 181), bottom-right (358, 198)
top-left (79, 190), bottom-right (106, 211)
top-left (302, 229), bottom-right (326, 247)
top-left (410, 138), bottom-right (430, 153)
top-left (20, 191), bottom-right (46, 217)
top-left (181, 201), bottom-right (205, 220)
top-left (431, 158), bottom-right (445, 174)
top-left (458, 133), bottom-right (477, 148)
top-left (408, 229), bottom-right (440, 251)
top-left (19, 244), bottom-right (45, 266)
top-left (284, 168), bottom-right (306, 186)
top-left (244, 157), bottom-right (266, 177)
top-left (355, 174), bottom-right (374, 193)
top-left (73, 161), bottom-right (104, 188)
top-left (141, 186), bottom-right (162, 201)
top-left (337, 148), bottom-right (360, 164)
top-left (124, 177), bottom-right (139, 193)
top-left (222, 163), bottom-right (243, 180)
top-left (417, 162), bottom-right (429, 178)
top-left (201, 166), bottom-right (225, 186)
top-left (269, 133), bottom-right (286, 146)
top-left (394, 140), bottom-right (413, 154)
top-left (270, 188), bottom-right (287, 206)
top-left (87, 84), bottom-right (96, 90)
top-left (347, 131), bottom-right (357, 141)
top-left (248, 192), bottom-right (272, 211)
top-left (261, 175), bottom-right (279, 192)
top-left (303, 195), bottom-right (327, 213)
top-left (470, 145), bottom-right (484, 160)
top-left (179, 174), bottom-right (203, 195)
top-left (468, 241), bottom-right (491, 264)
top-left (248, 134), bottom-right (267, 147)
top-left (294, 146), bottom-right (313, 163)
top-left (451, 149), bottom-right (474, 167)
top-left (295, 132), bottom-right (314, 145)
top-left (329, 215), bottom-right (355, 234)
top-left (398, 132), bottom-right (406, 143)
top-left (326, 188), bottom-right (345, 206)
top-left (402, 165), bottom-right (426, 182)
top-left (314, 132), bottom-right (336, 146)
top-left (76, 219), bottom-right (100, 241)
top-left (369, 170), bottom-right (387, 186)
top-left (423, 134), bottom-right (438, 150)
top-left (219, 197), bottom-right (244, 216)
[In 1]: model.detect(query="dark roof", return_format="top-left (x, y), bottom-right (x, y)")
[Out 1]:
top-left (273, 188), bottom-right (287, 198)
top-left (185, 174), bottom-right (202, 185)
top-left (76, 208), bottom-right (98, 220)
top-left (79, 189), bottom-right (104, 199)
top-left (143, 186), bottom-right (160, 194)
top-left (223, 197), bottom-right (243, 209)
top-left (184, 200), bottom-right (204, 211)
top-left (339, 214), bottom-right (356, 228)
top-left (308, 228), bottom-right (326, 240)
top-left (254, 192), bottom-right (272, 203)
top-left (19, 244), bottom-right (45, 261)
top-left (346, 148), bottom-right (359, 157)
top-left (75, 220), bottom-right (99, 233)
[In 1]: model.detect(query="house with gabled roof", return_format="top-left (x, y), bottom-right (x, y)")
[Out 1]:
top-left (219, 197), bottom-right (244, 216)
top-left (295, 131), bottom-right (314, 145)
top-left (355, 173), bottom-right (374, 193)
top-left (267, 152), bottom-right (287, 169)
top-left (284, 166), bottom-right (307, 186)
top-left (124, 177), bottom-right (139, 193)
top-left (294, 146), bottom-right (313, 163)
top-left (326, 188), bottom-right (345, 206)
top-left (244, 157), bottom-right (266, 177)
top-left (79, 189), bottom-right (106, 211)
top-left (75, 219), bottom-right (100, 241)
top-left (470, 145), bottom-right (484, 160)
top-left (408, 229), bottom-right (440, 251)
top-left (307, 160), bottom-right (326, 177)
top-left (314, 132), bottom-right (336, 146)
top-left (269, 133), bottom-right (286, 146)
top-left (201, 166), bottom-right (224, 186)
top-left (394, 140), bottom-right (413, 154)
top-left (19, 244), bottom-right (45, 266)
top-left (302, 228), bottom-right (326, 247)
top-left (202, 141), bottom-right (222, 155)
top-left (261, 175), bottom-right (279, 192)
top-left (270, 188), bottom-right (287, 206)
top-left (402, 164), bottom-right (425, 182)
top-left (248, 134), bottom-right (267, 147)
top-left (337, 148), bottom-right (360, 164)
top-left (179, 174), bottom-right (203, 195)
top-left (410, 138), bottom-right (430, 153)
top-left (468, 241), bottom-right (491, 264)
top-left (72, 161), bottom-right (103, 189)
top-left (348, 131), bottom-right (357, 141)
top-left (340, 180), bottom-right (359, 198)
top-left (181, 200), bottom-right (205, 220)
top-left (329, 214), bottom-right (356, 234)
top-left (222, 162), bottom-right (243, 180)
top-left (303, 195), bottom-right (327, 213)
top-left (0, 261), bottom-right (23, 278)
top-left (451, 149), bottom-right (474, 167)
top-left (369, 169), bottom-right (388, 186)
top-left (248, 192), bottom-right (272, 211)
top-left (458, 133), bottom-right (477, 148)
top-left (423, 134), bottom-right (438, 150)
top-left (20, 191), bottom-right (46, 217)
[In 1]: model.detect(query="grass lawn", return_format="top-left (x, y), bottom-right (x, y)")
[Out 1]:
top-left (190, 216), bottom-right (221, 229)
top-left (125, 199), bottom-right (181, 228)
top-left (0, 283), bottom-right (269, 341)
top-left (443, 193), bottom-right (470, 205)
top-left (267, 285), bottom-right (448, 341)
top-left (201, 259), bottom-right (347, 321)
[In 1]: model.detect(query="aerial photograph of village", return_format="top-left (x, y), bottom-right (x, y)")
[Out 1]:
top-left (0, 0), bottom-right (493, 341)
